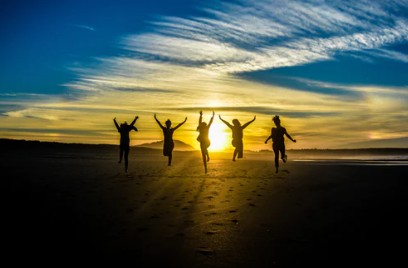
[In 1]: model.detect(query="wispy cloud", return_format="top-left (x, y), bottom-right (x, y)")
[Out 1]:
top-left (75, 24), bottom-right (96, 31)
top-left (122, 1), bottom-right (408, 74)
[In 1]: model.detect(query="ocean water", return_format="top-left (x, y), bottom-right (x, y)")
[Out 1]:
top-left (292, 154), bottom-right (408, 166)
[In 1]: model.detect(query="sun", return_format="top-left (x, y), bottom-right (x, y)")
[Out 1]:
top-left (209, 120), bottom-right (229, 151)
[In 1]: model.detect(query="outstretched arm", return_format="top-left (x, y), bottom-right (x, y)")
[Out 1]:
top-left (154, 114), bottom-right (164, 129)
top-left (219, 115), bottom-right (233, 129)
top-left (174, 117), bottom-right (187, 131)
top-left (130, 115), bottom-right (139, 127)
top-left (242, 116), bottom-right (256, 129)
top-left (113, 117), bottom-right (120, 131)
top-left (284, 129), bottom-right (296, 142)
top-left (208, 111), bottom-right (215, 127)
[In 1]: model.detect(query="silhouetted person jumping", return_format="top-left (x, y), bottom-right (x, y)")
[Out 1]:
top-left (154, 114), bottom-right (187, 166)
top-left (219, 114), bottom-right (256, 161)
top-left (113, 115), bottom-right (139, 173)
top-left (197, 110), bottom-right (214, 173)
top-left (265, 115), bottom-right (296, 173)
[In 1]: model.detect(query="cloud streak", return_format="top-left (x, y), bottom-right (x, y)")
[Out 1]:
top-left (75, 24), bottom-right (96, 31)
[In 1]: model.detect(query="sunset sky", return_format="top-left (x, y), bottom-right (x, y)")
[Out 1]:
top-left (1, 0), bottom-right (407, 150)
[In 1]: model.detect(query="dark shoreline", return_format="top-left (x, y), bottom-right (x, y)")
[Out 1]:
top-left (2, 138), bottom-right (408, 154)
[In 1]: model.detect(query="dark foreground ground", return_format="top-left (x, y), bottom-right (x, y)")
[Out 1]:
top-left (3, 140), bottom-right (408, 266)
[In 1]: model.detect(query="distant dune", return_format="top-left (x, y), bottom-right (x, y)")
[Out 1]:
top-left (135, 139), bottom-right (196, 151)
top-left (339, 137), bottom-right (408, 149)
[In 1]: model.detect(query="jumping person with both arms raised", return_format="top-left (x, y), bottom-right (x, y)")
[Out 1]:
top-left (154, 114), bottom-right (187, 166)
top-left (196, 110), bottom-right (214, 173)
top-left (219, 114), bottom-right (256, 161)
top-left (265, 115), bottom-right (296, 173)
top-left (113, 115), bottom-right (139, 173)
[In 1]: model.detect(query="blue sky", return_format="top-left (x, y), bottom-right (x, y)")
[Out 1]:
top-left (1, 0), bottom-right (407, 149)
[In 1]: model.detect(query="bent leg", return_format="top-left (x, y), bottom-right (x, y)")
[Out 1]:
top-left (233, 150), bottom-right (238, 161)
top-left (281, 144), bottom-right (286, 163)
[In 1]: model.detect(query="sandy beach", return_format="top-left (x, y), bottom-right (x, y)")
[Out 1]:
top-left (3, 140), bottom-right (408, 266)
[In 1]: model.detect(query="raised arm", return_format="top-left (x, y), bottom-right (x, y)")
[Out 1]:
top-left (197, 111), bottom-right (203, 131)
top-left (113, 117), bottom-right (120, 131)
top-left (130, 115), bottom-right (139, 127)
top-left (242, 116), bottom-right (256, 129)
top-left (219, 115), bottom-right (233, 129)
top-left (208, 111), bottom-right (215, 127)
top-left (199, 111), bottom-right (203, 125)
top-left (174, 117), bottom-right (187, 131)
top-left (284, 129), bottom-right (296, 142)
top-left (154, 114), bottom-right (164, 129)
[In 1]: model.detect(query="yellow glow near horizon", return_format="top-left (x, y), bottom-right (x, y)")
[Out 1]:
top-left (209, 120), bottom-right (229, 151)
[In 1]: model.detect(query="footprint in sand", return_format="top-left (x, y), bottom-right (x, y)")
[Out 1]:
top-left (205, 230), bottom-right (219, 235)
top-left (229, 209), bottom-right (237, 213)
top-left (197, 247), bottom-right (214, 256)
top-left (249, 203), bottom-right (256, 207)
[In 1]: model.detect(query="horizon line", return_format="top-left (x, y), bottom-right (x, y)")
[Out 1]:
top-left (1, 138), bottom-right (408, 151)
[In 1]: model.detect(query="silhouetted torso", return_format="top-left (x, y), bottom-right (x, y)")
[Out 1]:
top-left (162, 128), bottom-right (175, 144)
top-left (232, 126), bottom-right (243, 141)
top-left (272, 126), bottom-right (286, 145)
top-left (118, 125), bottom-right (137, 145)
top-left (197, 125), bottom-right (210, 146)
top-left (161, 127), bottom-right (175, 156)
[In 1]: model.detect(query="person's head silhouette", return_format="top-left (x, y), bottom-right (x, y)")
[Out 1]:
top-left (232, 119), bottom-right (241, 127)
top-left (165, 119), bottom-right (172, 128)
top-left (273, 115), bottom-right (280, 126)
top-left (200, 122), bottom-right (207, 128)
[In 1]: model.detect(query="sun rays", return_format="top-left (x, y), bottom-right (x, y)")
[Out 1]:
top-left (209, 120), bottom-right (229, 151)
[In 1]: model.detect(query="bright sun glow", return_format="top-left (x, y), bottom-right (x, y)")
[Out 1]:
top-left (209, 120), bottom-right (229, 151)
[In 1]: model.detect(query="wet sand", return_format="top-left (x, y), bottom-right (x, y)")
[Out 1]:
top-left (3, 141), bottom-right (408, 266)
